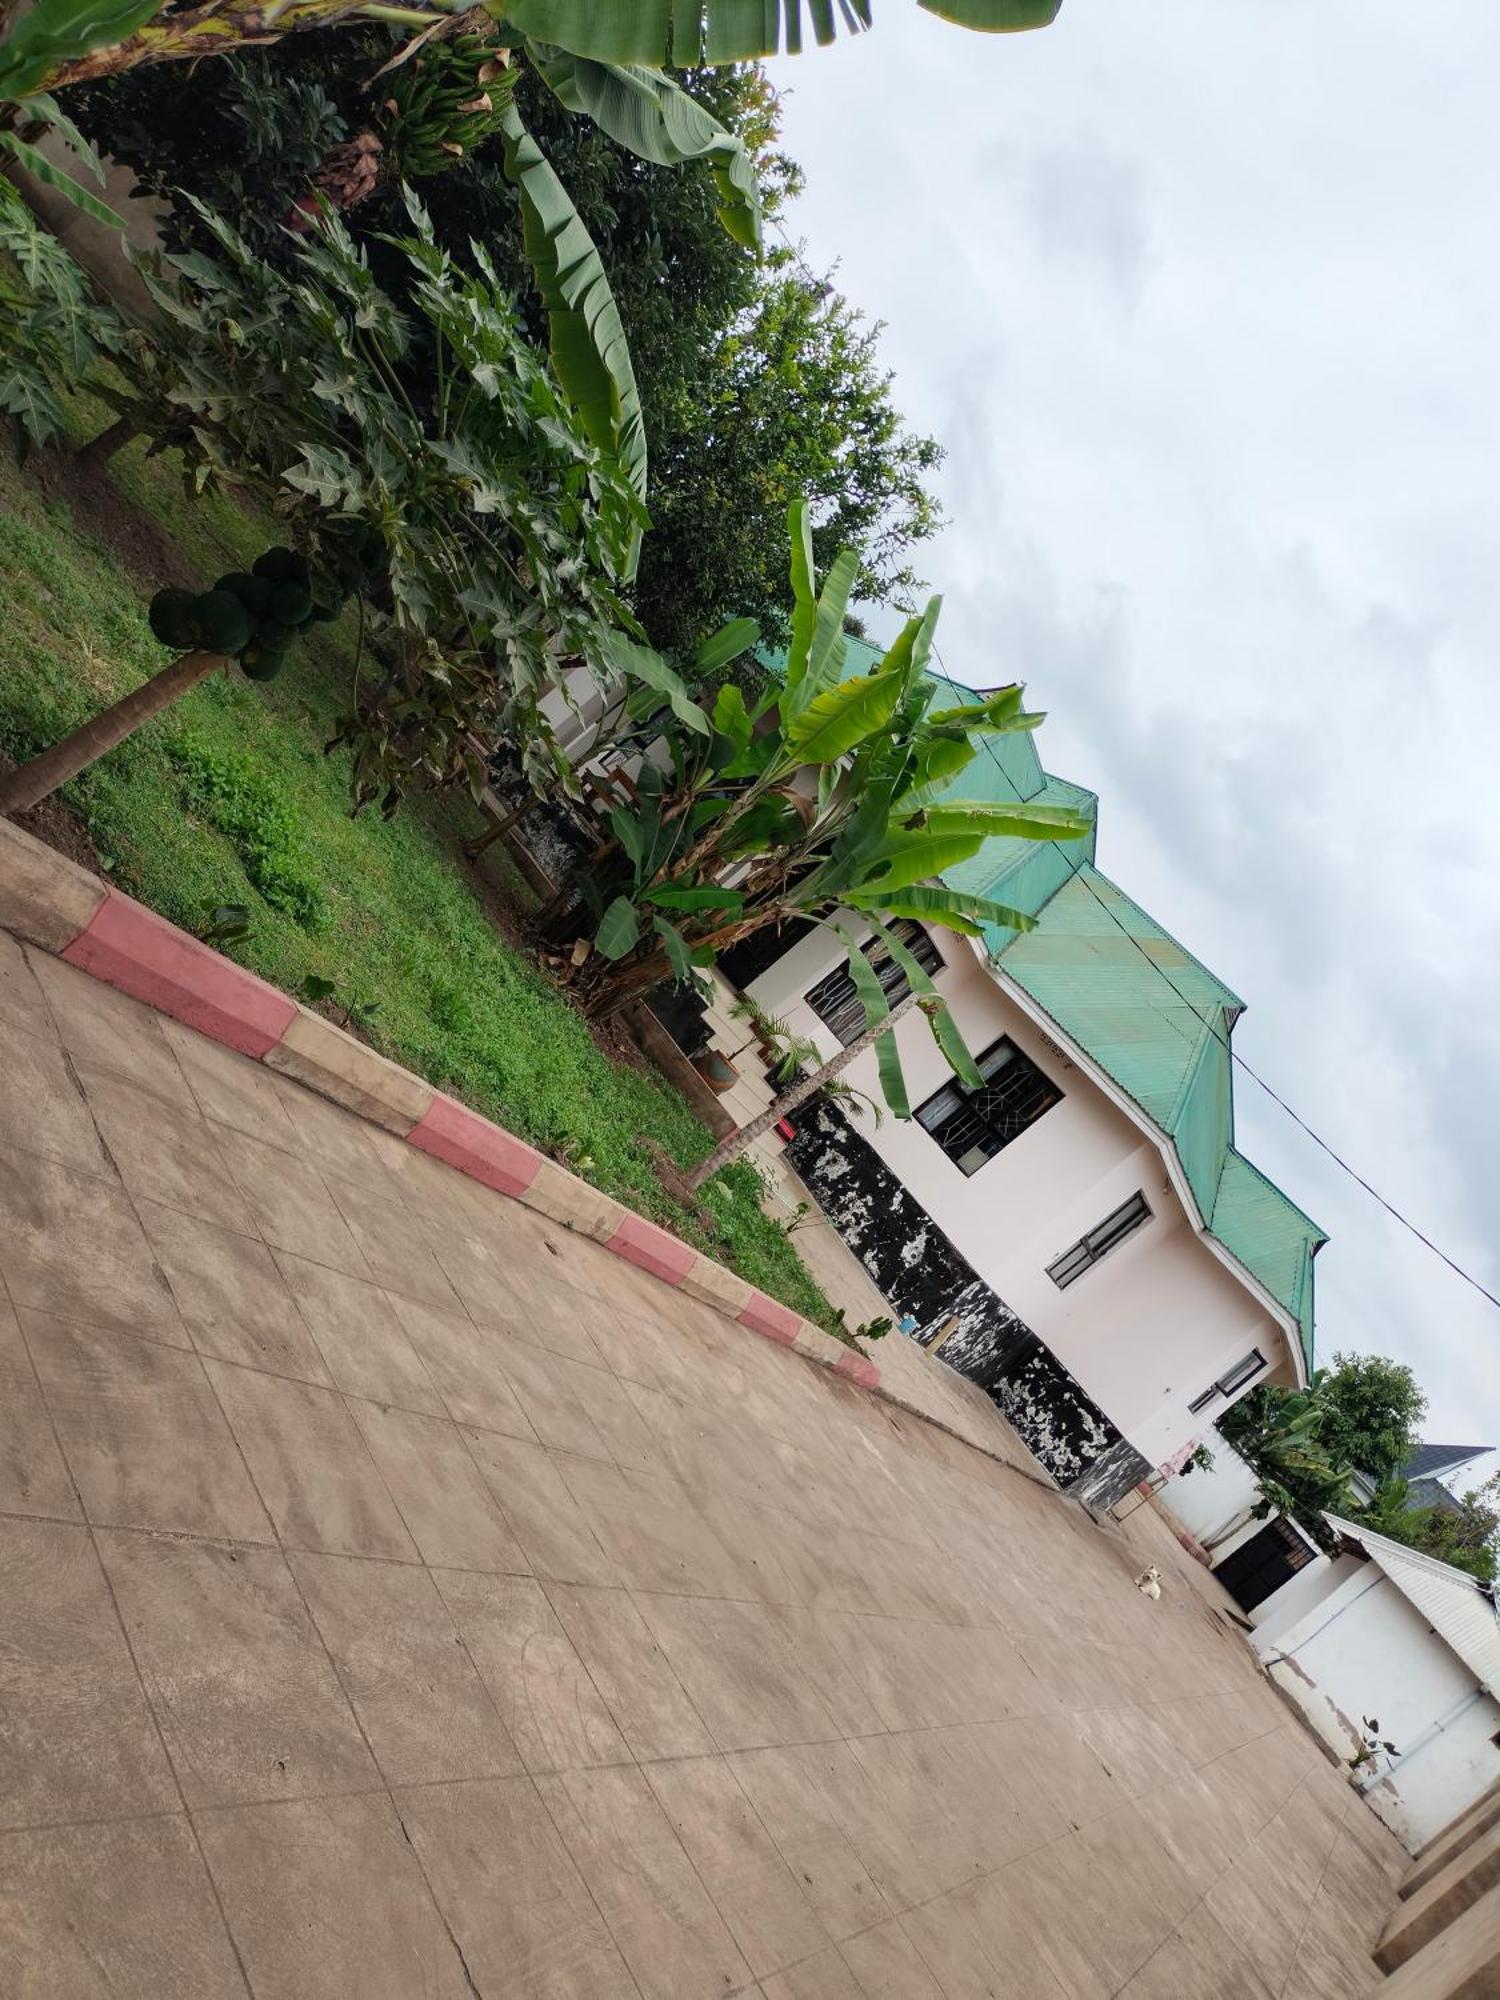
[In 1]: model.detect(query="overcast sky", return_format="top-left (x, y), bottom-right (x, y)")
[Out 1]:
top-left (768, 0), bottom-right (1500, 1461)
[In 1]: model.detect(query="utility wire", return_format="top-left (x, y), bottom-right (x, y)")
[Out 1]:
top-left (938, 644), bottom-right (1500, 1318)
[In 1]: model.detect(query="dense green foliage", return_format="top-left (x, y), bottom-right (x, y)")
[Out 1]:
top-left (116, 192), bottom-right (652, 809)
top-left (1220, 1352), bottom-right (1496, 1579)
top-left (0, 178), bottom-right (125, 446)
top-left (1219, 1373), bottom-right (1355, 1539)
top-left (1317, 1350), bottom-right (1426, 1484)
top-left (71, 47), bottom-right (944, 653)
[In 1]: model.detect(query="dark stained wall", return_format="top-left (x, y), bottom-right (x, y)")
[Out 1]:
top-left (785, 1097), bottom-right (1146, 1496)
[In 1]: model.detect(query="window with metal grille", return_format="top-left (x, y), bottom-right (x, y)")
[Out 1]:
top-left (1188, 1348), bottom-right (1267, 1415)
top-left (804, 921), bottom-right (943, 1047)
top-left (1047, 1192), bottom-right (1153, 1289)
top-left (914, 1036), bottom-right (1062, 1175)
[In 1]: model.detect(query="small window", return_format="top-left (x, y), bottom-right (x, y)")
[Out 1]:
top-left (1189, 1348), bottom-right (1267, 1415)
top-left (805, 921), bottom-right (942, 1047)
top-left (915, 1036), bottom-right (1062, 1176)
top-left (1047, 1192), bottom-right (1152, 1289)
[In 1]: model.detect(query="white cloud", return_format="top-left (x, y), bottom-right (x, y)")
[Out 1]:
top-left (768, 0), bottom-right (1500, 1446)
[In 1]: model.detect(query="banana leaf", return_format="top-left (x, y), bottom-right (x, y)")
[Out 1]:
top-left (498, 106), bottom-right (648, 535)
top-left (894, 799), bottom-right (1092, 840)
top-left (652, 913), bottom-right (696, 983)
top-left (850, 883), bottom-right (1038, 934)
top-left (696, 615), bottom-right (761, 677)
top-left (784, 662), bottom-right (906, 764)
top-left (0, 128), bottom-right (121, 228)
top-left (595, 895), bottom-right (642, 958)
top-left (864, 912), bottom-right (983, 1087)
top-left (784, 496), bottom-right (818, 705)
top-left (893, 726), bottom-right (975, 800)
top-left (782, 547), bottom-right (859, 724)
top-left (0, 0), bottom-right (162, 99)
top-left (495, 0), bottom-right (1058, 66)
top-left (603, 631), bottom-right (710, 734)
top-left (836, 922), bottom-right (910, 1119)
top-left (643, 884), bottom-right (744, 912)
top-left (525, 46), bottom-right (762, 250)
top-left (854, 827), bottom-right (989, 893)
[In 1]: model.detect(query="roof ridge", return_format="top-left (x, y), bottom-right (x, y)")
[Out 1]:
top-left (1164, 1002), bottom-right (1230, 1132)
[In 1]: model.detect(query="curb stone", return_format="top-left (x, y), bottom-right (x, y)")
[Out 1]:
top-left (0, 818), bottom-right (879, 1391)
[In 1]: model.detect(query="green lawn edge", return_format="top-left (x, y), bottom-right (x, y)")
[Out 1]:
top-left (0, 421), bottom-right (837, 1331)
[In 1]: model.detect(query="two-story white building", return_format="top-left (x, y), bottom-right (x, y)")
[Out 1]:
top-left (723, 654), bottom-right (1324, 1507)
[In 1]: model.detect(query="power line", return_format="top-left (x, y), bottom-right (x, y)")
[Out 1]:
top-left (935, 641), bottom-right (1500, 1319)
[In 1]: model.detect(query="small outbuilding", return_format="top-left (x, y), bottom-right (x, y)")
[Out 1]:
top-left (1249, 1513), bottom-right (1500, 1852)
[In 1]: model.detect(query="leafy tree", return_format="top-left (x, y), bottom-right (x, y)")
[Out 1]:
top-left (0, 196), bottom-right (664, 816)
top-left (636, 266), bottom-right (945, 655)
top-left (1359, 1471), bottom-right (1499, 1585)
top-left (1406, 1474), bottom-right (1500, 1584)
top-left (1317, 1350), bottom-right (1426, 1485)
top-left (70, 48), bottom-right (944, 655)
top-left (1219, 1350), bottom-right (1426, 1499)
top-left (1219, 1371), bottom-right (1354, 1537)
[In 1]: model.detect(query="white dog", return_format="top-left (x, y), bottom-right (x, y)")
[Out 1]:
top-left (1134, 1565), bottom-right (1163, 1601)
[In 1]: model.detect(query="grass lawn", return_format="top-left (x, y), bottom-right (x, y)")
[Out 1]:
top-left (0, 410), bottom-right (837, 1328)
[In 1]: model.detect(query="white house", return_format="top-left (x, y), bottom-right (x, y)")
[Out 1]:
top-left (721, 651), bottom-right (1325, 1507)
top-left (1249, 1515), bottom-right (1500, 1852)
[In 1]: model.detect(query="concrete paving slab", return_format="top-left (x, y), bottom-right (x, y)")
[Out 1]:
top-left (0, 921), bottom-right (1408, 1996)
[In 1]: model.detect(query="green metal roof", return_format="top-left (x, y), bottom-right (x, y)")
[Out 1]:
top-left (754, 638), bottom-right (1323, 1372)
top-left (964, 830), bottom-right (1324, 1376)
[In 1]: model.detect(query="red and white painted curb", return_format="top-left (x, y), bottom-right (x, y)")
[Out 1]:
top-left (1, 819), bottom-right (880, 1393)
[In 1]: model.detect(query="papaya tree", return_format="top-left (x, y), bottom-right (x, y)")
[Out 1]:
top-left (0, 194), bottom-right (679, 817)
top-left (557, 498), bottom-right (1092, 1024)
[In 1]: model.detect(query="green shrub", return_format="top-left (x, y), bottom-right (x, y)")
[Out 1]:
top-left (167, 736), bottom-right (324, 929)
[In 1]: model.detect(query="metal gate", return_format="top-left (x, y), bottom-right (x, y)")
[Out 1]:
top-left (1214, 1517), bottom-right (1318, 1612)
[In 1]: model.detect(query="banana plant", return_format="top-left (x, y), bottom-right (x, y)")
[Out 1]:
top-left (564, 496), bottom-right (1092, 1041)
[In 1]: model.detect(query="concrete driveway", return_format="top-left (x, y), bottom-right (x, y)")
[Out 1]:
top-left (0, 931), bottom-right (1403, 1996)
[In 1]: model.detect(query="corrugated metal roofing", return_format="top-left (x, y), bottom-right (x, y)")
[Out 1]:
top-left (1326, 1514), bottom-right (1500, 1698)
top-left (984, 865), bottom-right (1324, 1372)
top-left (943, 723), bottom-right (1324, 1372)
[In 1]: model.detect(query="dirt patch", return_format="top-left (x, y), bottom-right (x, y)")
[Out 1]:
top-left (0, 752), bottom-right (103, 875)
top-left (26, 438), bottom-right (194, 593)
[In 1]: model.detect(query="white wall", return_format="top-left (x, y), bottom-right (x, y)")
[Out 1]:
top-left (1155, 1435), bottom-right (1263, 1548)
top-left (750, 925), bottom-right (1293, 1471)
top-left (1252, 1564), bottom-right (1500, 1850)
top-left (1246, 1547), bottom-right (1359, 1631)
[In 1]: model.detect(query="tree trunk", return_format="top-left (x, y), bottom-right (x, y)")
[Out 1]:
top-left (74, 415), bottom-right (139, 468)
top-left (685, 989), bottom-right (921, 1192)
top-left (0, 649), bottom-right (225, 816)
top-left (464, 793), bottom-right (532, 860)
